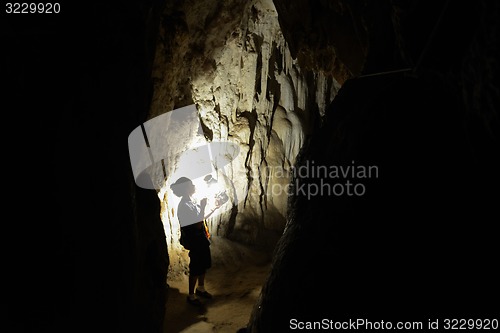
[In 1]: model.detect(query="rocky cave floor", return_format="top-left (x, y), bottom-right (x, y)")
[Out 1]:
top-left (163, 236), bottom-right (272, 333)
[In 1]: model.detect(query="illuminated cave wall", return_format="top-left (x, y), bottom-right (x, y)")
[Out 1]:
top-left (23, 0), bottom-right (496, 331)
top-left (246, 0), bottom-right (500, 331)
top-left (148, 0), bottom-right (343, 258)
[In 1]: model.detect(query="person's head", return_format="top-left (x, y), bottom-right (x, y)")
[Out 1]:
top-left (170, 177), bottom-right (195, 198)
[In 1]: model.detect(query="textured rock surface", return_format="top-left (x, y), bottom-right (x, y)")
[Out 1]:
top-left (11, 0), bottom-right (498, 332)
top-left (149, 0), bottom-right (342, 269)
top-left (246, 0), bottom-right (500, 331)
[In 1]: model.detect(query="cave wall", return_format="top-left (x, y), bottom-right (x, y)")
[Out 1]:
top-left (148, 0), bottom-right (342, 267)
top-left (7, 0), bottom-right (498, 332)
top-left (51, 1), bottom-right (170, 330)
top-left (7, 1), bottom-right (170, 332)
top-left (247, 0), bottom-right (500, 331)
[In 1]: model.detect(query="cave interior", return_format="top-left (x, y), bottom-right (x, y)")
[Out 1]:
top-left (5, 0), bottom-right (499, 332)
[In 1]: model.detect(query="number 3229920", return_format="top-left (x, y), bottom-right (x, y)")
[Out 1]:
top-left (6, 3), bottom-right (60, 14)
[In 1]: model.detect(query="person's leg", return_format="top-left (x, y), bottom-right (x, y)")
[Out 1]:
top-left (196, 274), bottom-right (205, 291)
top-left (195, 245), bottom-right (212, 298)
top-left (187, 250), bottom-right (203, 305)
top-left (188, 275), bottom-right (198, 296)
top-left (187, 275), bottom-right (202, 305)
top-left (195, 272), bottom-right (212, 298)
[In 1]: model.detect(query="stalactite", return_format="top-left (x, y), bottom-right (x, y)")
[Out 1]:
top-left (150, 0), bottom-right (341, 272)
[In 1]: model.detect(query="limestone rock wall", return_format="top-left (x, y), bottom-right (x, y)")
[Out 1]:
top-left (149, 0), bottom-right (341, 260)
top-left (246, 0), bottom-right (500, 331)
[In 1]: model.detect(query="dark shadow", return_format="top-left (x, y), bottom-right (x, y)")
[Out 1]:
top-left (163, 286), bottom-right (208, 333)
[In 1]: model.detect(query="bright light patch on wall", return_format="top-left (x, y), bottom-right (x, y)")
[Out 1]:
top-left (128, 104), bottom-right (246, 227)
top-left (128, 104), bottom-right (205, 190)
top-left (166, 141), bottom-right (240, 224)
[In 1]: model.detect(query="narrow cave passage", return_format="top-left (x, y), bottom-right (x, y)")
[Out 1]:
top-left (9, 0), bottom-right (497, 332)
top-left (140, 0), bottom-right (344, 330)
top-left (163, 235), bottom-right (271, 333)
top-left (133, 0), bottom-right (500, 331)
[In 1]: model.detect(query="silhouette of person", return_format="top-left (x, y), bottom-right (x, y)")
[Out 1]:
top-left (170, 177), bottom-right (221, 306)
